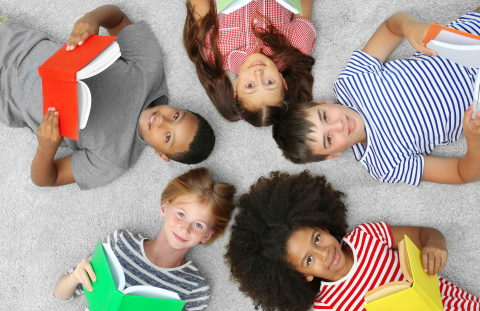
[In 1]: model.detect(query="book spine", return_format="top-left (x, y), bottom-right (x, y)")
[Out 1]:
top-left (107, 290), bottom-right (125, 311)
top-left (38, 66), bottom-right (77, 82)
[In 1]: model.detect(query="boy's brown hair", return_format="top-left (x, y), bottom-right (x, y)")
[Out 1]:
top-left (161, 167), bottom-right (236, 244)
top-left (273, 101), bottom-right (329, 163)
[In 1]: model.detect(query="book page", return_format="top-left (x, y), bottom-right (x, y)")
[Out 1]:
top-left (77, 42), bottom-right (121, 80)
top-left (426, 40), bottom-right (480, 68)
top-left (123, 285), bottom-right (181, 300)
top-left (103, 243), bottom-right (126, 291)
top-left (77, 81), bottom-right (91, 129)
top-left (435, 29), bottom-right (480, 46)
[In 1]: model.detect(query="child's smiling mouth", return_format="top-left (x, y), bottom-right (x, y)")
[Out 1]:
top-left (173, 231), bottom-right (187, 243)
top-left (346, 116), bottom-right (354, 135)
top-left (249, 61), bottom-right (265, 68)
top-left (329, 248), bottom-right (340, 268)
top-left (148, 112), bottom-right (157, 130)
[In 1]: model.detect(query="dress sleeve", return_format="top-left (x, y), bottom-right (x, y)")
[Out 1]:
top-left (357, 222), bottom-right (394, 249)
top-left (71, 149), bottom-right (126, 190)
top-left (277, 17), bottom-right (316, 55)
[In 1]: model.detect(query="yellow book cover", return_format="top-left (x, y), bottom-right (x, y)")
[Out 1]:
top-left (363, 235), bottom-right (443, 311)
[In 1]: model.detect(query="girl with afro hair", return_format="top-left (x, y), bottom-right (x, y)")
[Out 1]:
top-left (225, 170), bottom-right (480, 311)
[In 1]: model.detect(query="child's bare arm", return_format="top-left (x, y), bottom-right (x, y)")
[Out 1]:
top-left (390, 226), bottom-right (448, 277)
top-left (66, 5), bottom-right (132, 51)
top-left (54, 258), bottom-right (95, 300)
top-left (362, 12), bottom-right (436, 64)
top-left (292, 0), bottom-right (313, 21)
top-left (190, 0), bottom-right (211, 22)
top-left (422, 106), bottom-right (480, 184)
top-left (31, 108), bottom-right (75, 187)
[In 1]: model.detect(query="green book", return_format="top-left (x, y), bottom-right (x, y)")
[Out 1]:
top-left (83, 239), bottom-right (186, 311)
top-left (217, 0), bottom-right (302, 16)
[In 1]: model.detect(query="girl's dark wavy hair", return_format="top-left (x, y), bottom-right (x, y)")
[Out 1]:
top-left (183, 0), bottom-right (315, 126)
top-left (225, 171), bottom-right (348, 311)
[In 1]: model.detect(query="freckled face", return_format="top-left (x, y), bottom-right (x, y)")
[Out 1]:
top-left (287, 226), bottom-right (349, 282)
top-left (305, 102), bottom-right (366, 156)
top-left (236, 53), bottom-right (285, 110)
top-left (138, 105), bottom-right (199, 156)
top-left (160, 195), bottom-right (215, 250)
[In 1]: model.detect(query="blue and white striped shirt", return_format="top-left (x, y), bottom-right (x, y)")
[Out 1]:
top-left (67, 229), bottom-right (210, 311)
top-left (333, 13), bottom-right (480, 186)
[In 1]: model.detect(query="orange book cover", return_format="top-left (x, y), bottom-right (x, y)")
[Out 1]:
top-left (38, 35), bottom-right (117, 141)
top-left (423, 23), bottom-right (480, 45)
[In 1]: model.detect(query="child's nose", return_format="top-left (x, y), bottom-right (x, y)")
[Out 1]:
top-left (314, 247), bottom-right (329, 261)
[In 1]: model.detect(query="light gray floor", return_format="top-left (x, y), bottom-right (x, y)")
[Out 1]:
top-left (1, 0), bottom-right (479, 310)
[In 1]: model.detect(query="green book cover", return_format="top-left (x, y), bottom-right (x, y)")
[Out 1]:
top-left (217, 0), bottom-right (302, 15)
top-left (84, 239), bottom-right (186, 311)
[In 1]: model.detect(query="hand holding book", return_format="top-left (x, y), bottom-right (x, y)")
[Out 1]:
top-left (71, 257), bottom-right (96, 292)
top-left (420, 234), bottom-right (448, 277)
top-left (36, 107), bottom-right (63, 156)
top-left (67, 12), bottom-right (101, 51)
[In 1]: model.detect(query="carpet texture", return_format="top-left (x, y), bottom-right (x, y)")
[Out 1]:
top-left (0, 0), bottom-right (479, 310)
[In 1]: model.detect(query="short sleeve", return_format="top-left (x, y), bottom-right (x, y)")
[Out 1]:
top-left (378, 154), bottom-right (425, 186)
top-left (114, 21), bottom-right (165, 92)
top-left (277, 18), bottom-right (316, 55)
top-left (184, 283), bottom-right (210, 311)
top-left (357, 222), bottom-right (393, 249)
top-left (71, 149), bottom-right (126, 190)
top-left (337, 50), bottom-right (383, 80)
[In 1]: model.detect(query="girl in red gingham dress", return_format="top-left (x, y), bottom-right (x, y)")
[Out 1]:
top-left (184, 0), bottom-right (316, 126)
top-left (225, 171), bottom-right (480, 311)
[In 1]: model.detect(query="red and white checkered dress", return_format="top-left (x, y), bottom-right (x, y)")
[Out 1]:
top-left (204, 0), bottom-right (317, 76)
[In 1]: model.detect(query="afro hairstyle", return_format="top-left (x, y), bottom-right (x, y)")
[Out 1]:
top-left (224, 170), bottom-right (348, 311)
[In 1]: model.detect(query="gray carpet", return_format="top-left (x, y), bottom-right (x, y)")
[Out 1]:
top-left (1, 0), bottom-right (479, 310)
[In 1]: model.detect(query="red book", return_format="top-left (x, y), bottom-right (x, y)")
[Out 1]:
top-left (38, 35), bottom-right (119, 141)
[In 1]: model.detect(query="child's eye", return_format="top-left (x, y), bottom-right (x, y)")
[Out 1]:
top-left (323, 112), bottom-right (328, 122)
top-left (266, 80), bottom-right (274, 85)
top-left (173, 112), bottom-right (179, 121)
top-left (178, 212), bottom-right (185, 218)
top-left (307, 255), bottom-right (313, 265)
top-left (195, 223), bottom-right (202, 229)
top-left (166, 132), bottom-right (171, 142)
top-left (327, 135), bottom-right (331, 144)
top-left (315, 235), bottom-right (320, 244)
top-left (246, 83), bottom-right (254, 88)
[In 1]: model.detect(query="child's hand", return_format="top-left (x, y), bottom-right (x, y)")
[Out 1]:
top-left (403, 21), bottom-right (437, 57)
top-left (421, 240), bottom-right (448, 277)
top-left (66, 13), bottom-right (100, 51)
top-left (72, 258), bottom-right (96, 292)
top-left (463, 105), bottom-right (480, 148)
top-left (36, 107), bottom-right (63, 155)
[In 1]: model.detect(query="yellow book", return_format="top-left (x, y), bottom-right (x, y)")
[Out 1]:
top-left (363, 235), bottom-right (443, 311)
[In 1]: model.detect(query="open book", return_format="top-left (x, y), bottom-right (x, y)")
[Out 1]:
top-left (38, 35), bottom-right (121, 140)
top-left (84, 240), bottom-right (185, 311)
top-left (423, 24), bottom-right (480, 118)
top-left (363, 235), bottom-right (443, 311)
top-left (217, 0), bottom-right (302, 15)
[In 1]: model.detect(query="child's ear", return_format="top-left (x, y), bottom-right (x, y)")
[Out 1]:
top-left (201, 229), bottom-right (215, 244)
top-left (313, 100), bottom-right (333, 105)
top-left (303, 275), bottom-right (314, 282)
top-left (155, 151), bottom-right (170, 162)
top-left (281, 76), bottom-right (288, 90)
top-left (324, 151), bottom-right (342, 161)
top-left (233, 79), bottom-right (237, 98)
top-left (160, 202), bottom-right (169, 217)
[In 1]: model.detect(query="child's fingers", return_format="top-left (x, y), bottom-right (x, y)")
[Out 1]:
top-left (421, 252), bottom-right (428, 273)
top-left (85, 262), bottom-right (96, 283)
top-left (52, 111), bottom-right (61, 138)
top-left (417, 42), bottom-right (437, 57)
top-left (80, 268), bottom-right (93, 292)
top-left (432, 255), bottom-right (442, 276)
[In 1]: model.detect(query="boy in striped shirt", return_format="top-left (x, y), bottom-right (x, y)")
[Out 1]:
top-left (273, 11), bottom-right (480, 186)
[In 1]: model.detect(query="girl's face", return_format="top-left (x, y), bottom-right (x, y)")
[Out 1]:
top-left (286, 226), bottom-right (350, 282)
top-left (160, 195), bottom-right (215, 250)
top-left (235, 53), bottom-right (287, 111)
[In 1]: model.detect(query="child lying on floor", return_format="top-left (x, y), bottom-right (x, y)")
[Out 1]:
top-left (273, 11), bottom-right (480, 186)
top-left (54, 167), bottom-right (236, 311)
top-left (225, 170), bottom-right (480, 311)
top-left (0, 5), bottom-right (215, 190)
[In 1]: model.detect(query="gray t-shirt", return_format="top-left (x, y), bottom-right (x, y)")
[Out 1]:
top-left (0, 20), bottom-right (168, 190)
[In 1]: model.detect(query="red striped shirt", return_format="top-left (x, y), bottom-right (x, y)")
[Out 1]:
top-left (314, 222), bottom-right (480, 311)
top-left (204, 0), bottom-right (316, 75)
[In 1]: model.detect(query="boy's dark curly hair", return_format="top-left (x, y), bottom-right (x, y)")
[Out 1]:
top-left (224, 170), bottom-right (348, 311)
top-left (168, 111), bottom-right (215, 165)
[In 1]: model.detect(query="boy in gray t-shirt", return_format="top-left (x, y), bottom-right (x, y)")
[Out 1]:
top-left (0, 6), bottom-right (215, 190)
